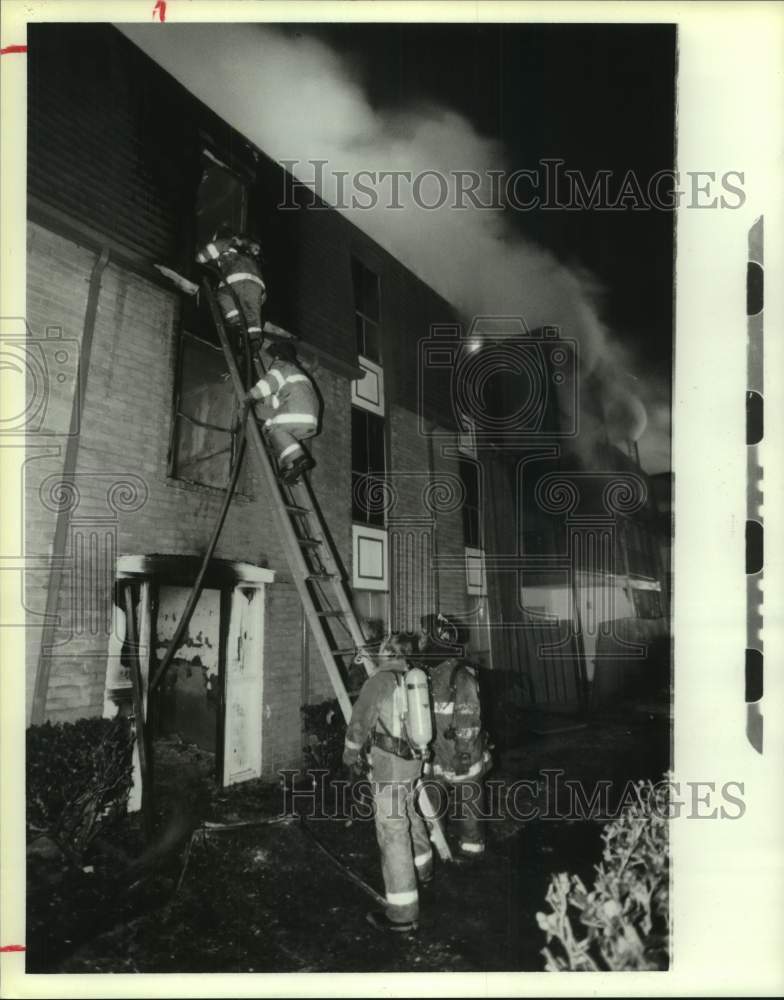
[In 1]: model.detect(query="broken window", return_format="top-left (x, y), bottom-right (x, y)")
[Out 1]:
top-left (352, 257), bottom-right (382, 363)
top-left (196, 152), bottom-right (248, 246)
top-left (169, 327), bottom-right (247, 491)
top-left (169, 151), bottom-right (252, 491)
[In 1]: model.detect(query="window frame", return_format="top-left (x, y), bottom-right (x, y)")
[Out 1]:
top-left (352, 524), bottom-right (389, 592)
top-left (351, 406), bottom-right (387, 527)
top-left (168, 150), bottom-right (254, 493)
top-left (167, 327), bottom-right (249, 492)
top-left (351, 257), bottom-right (382, 364)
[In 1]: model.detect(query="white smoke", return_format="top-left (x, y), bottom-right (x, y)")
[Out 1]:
top-left (121, 23), bottom-right (663, 465)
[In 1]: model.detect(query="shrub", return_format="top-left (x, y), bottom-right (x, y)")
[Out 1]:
top-left (536, 777), bottom-right (670, 971)
top-left (27, 717), bottom-right (134, 860)
top-left (301, 699), bottom-right (346, 777)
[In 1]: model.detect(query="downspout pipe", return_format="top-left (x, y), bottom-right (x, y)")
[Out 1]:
top-left (30, 247), bottom-right (110, 724)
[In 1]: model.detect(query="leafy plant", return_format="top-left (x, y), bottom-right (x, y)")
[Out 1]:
top-left (536, 777), bottom-right (670, 971)
top-left (27, 717), bottom-right (134, 860)
top-left (301, 699), bottom-right (347, 777)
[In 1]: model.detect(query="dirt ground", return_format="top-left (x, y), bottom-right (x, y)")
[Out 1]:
top-left (27, 704), bottom-right (670, 974)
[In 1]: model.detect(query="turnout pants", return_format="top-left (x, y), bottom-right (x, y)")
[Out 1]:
top-left (430, 775), bottom-right (486, 857)
top-left (217, 276), bottom-right (265, 337)
top-left (371, 750), bottom-right (433, 925)
top-left (265, 421), bottom-right (316, 471)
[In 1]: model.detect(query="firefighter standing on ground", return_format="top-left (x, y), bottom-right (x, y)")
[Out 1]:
top-left (418, 614), bottom-right (492, 859)
top-left (342, 633), bottom-right (433, 934)
top-left (245, 340), bottom-right (320, 485)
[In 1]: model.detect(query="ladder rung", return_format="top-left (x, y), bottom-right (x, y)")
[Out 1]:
top-left (285, 504), bottom-right (311, 515)
top-left (317, 609), bottom-right (345, 619)
top-left (307, 572), bottom-right (335, 582)
top-left (332, 647), bottom-right (357, 657)
top-left (298, 537), bottom-right (322, 548)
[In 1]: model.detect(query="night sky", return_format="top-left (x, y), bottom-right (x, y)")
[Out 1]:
top-left (298, 22), bottom-right (676, 376)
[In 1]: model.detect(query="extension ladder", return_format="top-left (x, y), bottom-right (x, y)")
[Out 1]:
top-left (204, 280), bottom-right (452, 862)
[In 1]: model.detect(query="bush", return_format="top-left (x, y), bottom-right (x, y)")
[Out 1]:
top-left (27, 717), bottom-right (134, 860)
top-left (301, 699), bottom-right (346, 777)
top-left (536, 777), bottom-right (670, 971)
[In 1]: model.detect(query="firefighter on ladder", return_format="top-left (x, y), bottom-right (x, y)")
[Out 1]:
top-left (196, 228), bottom-right (267, 348)
top-left (342, 633), bottom-right (433, 934)
top-left (245, 340), bottom-right (320, 485)
top-left (196, 228), bottom-right (319, 485)
top-left (418, 613), bottom-right (492, 860)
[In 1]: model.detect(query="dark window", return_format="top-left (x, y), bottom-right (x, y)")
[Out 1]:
top-left (170, 155), bottom-right (251, 491)
top-left (169, 329), bottom-right (248, 491)
top-left (196, 156), bottom-right (248, 246)
top-left (632, 587), bottom-right (663, 619)
top-left (352, 408), bottom-right (386, 526)
top-left (459, 457), bottom-right (482, 549)
top-left (626, 520), bottom-right (657, 577)
top-left (352, 257), bottom-right (382, 362)
top-left (522, 529), bottom-right (549, 554)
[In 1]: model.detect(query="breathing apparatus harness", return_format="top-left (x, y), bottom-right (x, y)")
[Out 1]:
top-left (370, 663), bottom-right (434, 762)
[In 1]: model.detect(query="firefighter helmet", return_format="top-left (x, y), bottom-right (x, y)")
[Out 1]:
top-left (266, 339), bottom-right (297, 364)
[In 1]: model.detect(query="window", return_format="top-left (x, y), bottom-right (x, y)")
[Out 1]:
top-left (521, 528), bottom-right (549, 554)
top-left (352, 408), bottom-right (386, 526)
top-left (632, 586), bottom-right (663, 619)
top-left (169, 327), bottom-right (248, 491)
top-left (196, 151), bottom-right (248, 246)
top-left (350, 258), bottom-right (388, 606)
top-left (462, 596), bottom-right (492, 668)
top-left (625, 520), bottom-right (657, 578)
top-left (352, 524), bottom-right (389, 591)
top-left (459, 458), bottom-right (482, 549)
top-left (457, 414), bottom-right (477, 459)
top-left (169, 151), bottom-right (251, 491)
top-left (351, 356), bottom-right (385, 416)
top-left (354, 589), bottom-right (390, 633)
top-left (352, 257), bottom-right (381, 363)
top-left (465, 546), bottom-right (487, 596)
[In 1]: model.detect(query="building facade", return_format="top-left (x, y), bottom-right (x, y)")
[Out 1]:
top-left (24, 25), bottom-right (668, 782)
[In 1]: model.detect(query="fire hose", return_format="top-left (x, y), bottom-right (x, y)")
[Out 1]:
top-left (149, 276), bottom-right (258, 696)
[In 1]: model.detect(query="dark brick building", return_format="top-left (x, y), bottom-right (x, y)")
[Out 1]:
top-left (24, 25), bottom-right (667, 787)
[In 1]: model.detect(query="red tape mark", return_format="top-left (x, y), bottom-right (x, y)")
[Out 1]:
top-left (152, 0), bottom-right (167, 21)
top-left (0, 945), bottom-right (26, 952)
top-left (0, 45), bottom-right (28, 55)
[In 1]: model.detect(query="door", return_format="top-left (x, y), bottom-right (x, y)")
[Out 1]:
top-left (222, 585), bottom-right (264, 785)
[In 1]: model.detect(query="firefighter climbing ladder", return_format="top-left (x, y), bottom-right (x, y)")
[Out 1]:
top-left (201, 279), bottom-right (452, 862)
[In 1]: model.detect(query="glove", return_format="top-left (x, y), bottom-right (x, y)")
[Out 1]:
top-left (253, 402), bottom-right (276, 421)
top-left (454, 751), bottom-right (472, 776)
top-left (343, 745), bottom-right (368, 778)
top-left (341, 758), bottom-right (364, 783)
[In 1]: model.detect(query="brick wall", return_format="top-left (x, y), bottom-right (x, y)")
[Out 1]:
top-left (387, 405), bottom-right (472, 633)
top-left (24, 222), bottom-right (355, 775)
top-left (25, 23), bottom-right (480, 777)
